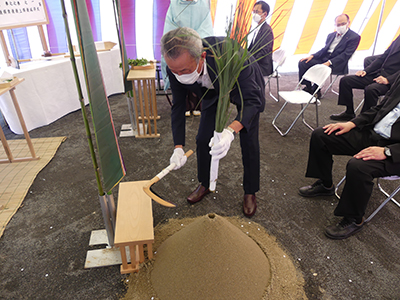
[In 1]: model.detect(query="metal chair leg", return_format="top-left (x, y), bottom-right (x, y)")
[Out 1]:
top-left (272, 99), bottom-right (316, 136)
top-left (321, 74), bottom-right (340, 99)
top-left (335, 176), bottom-right (400, 222)
top-left (266, 72), bottom-right (280, 102)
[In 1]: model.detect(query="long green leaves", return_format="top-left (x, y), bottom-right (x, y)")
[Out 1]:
top-left (205, 4), bottom-right (252, 132)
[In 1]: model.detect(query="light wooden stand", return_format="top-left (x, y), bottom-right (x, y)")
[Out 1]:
top-left (125, 67), bottom-right (160, 138)
top-left (114, 181), bottom-right (154, 274)
top-left (0, 78), bottom-right (39, 164)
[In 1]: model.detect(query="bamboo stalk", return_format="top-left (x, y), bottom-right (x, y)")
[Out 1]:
top-left (61, 0), bottom-right (104, 196)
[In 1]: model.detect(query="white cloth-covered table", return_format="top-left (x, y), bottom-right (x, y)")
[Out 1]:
top-left (0, 49), bottom-right (124, 134)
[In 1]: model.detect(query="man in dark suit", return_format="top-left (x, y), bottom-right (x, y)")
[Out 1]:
top-left (298, 74), bottom-right (400, 239)
top-left (248, 1), bottom-right (274, 81)
top-left (298, 14), bottom-right (360, 98)
top-left (331, 34), bottom-right (400, 121)
top-left (160, 27), bottom-right (265, 217)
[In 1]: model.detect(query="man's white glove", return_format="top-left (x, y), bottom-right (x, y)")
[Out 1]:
top-left (170, 148), bottom-right (187, 170)
top-left (209, 128), bottom-right (235, 160)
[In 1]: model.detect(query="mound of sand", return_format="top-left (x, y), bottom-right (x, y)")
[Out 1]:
top-left (122, 216), bottom-right (306, 300)
top-left (150, 213), bottom-right (271, 300)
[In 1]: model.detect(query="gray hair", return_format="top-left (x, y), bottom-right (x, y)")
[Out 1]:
top-left (161, 27), bottom-right (203, 62)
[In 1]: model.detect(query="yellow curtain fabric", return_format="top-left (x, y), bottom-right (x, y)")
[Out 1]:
top-left (294, 0), bottom-right (331, 55)
top-left (210, 0), bottom-right (218, 25)
top-left (270, 0), bottom-right (295, 50)
top-left (231, 0), bottom-right (257, 42)
top-left (342, 0), bottom-right (364, 24)
top-left (358, 0), bottom-right (397, 50)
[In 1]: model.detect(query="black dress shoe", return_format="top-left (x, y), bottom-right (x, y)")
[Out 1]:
top-left (243, 194), bottom-right (257, 217)
top-left (330, 111), bottom-right (355, 121)
top-left (298, 180), bottom-right (335, 197)
top-left (325, 217), bottom-right (364, 239)
top-left (187, 185), bottom-right (210, 204)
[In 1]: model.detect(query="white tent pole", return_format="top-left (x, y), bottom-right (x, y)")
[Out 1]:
top-left (372, 0), bottom-right (386, 55)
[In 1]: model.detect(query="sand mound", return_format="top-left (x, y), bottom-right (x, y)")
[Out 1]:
top-left (121, 216), bottom-right (306, 300)
top-left (150, 213), bottom-right (271, 300)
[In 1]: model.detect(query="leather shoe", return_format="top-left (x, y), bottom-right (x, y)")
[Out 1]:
top-left (330, 111), bottom-right (355, 121)
top-left (298, 180), bottom-right (335, 197)
top-left (187, 185), bottom-right (210, 204)
top-left (243, 194), bottom-right (257, 217)
top-left (325, 217), bottom-right (364, 239)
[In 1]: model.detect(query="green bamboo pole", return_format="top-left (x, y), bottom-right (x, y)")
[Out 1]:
top-left (60, 0), bottom-right (104, 196)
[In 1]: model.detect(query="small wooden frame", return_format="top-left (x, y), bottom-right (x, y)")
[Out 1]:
top-left (127, 67), bottom-right (160, 138)
top-left (114, 181), bottom-right (154, 274)
top-left (0, 78), bottom-right (39, 164)
top-left (0, 1), bottom-right (50, 66)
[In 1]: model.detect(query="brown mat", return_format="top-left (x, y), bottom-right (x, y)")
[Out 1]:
top-left (0, 137), bottom-right (66, 237)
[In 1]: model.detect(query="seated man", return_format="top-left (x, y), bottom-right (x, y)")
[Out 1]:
top-left (331, 34), bottom-right (400, 121)
top-left (161, 27), bottom-right (265, 217)
top-left (298, 14), bottom-right (360, 98)
top-left (248, 1), bottom-right (274, 82)
top-left (298, 74), bottom-right (400, 239)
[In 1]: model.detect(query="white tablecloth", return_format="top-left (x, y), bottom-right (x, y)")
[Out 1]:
top-left (0, 49), bottom-right (124, 134)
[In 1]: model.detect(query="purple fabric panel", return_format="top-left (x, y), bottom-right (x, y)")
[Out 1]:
top-left (153, 0), bottom-right (169, 61)
top-left (85, 0), bottom-right (102, 42)
top-left (45, 1), bottom-right (67, 54)
top-left (7, 28), bottom-right (31, 60)
top-left (121, 0), bottom-right (136, 59)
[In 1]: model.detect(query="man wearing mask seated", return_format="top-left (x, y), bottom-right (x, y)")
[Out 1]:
top-left (298, 14), bottom-right (360, 99)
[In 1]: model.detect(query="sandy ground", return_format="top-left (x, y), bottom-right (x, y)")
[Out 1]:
top-left (0, 72), bottom-right (399, 299)
top-left (122, 215), bottom-right (306, 300)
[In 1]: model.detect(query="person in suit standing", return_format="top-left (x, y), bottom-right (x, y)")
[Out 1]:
top-left (248, 1), bottom-right (274, 82)
top-left (298, 74), bottom-right (400, 239)
top-left (298, 14), bottom-right (361, 98)
top-left (161, 27), bottom-right (265, 217)
top-left (331, 34), bottom-right (400, 121)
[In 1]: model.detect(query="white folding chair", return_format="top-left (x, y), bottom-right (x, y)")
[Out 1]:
top-left (335, 175), bottom-right (400, 222)
top-left (265, 49), bottom-right (286, 102)
top-left (272, 64), bottom-right (332, 136)
top-left (320, 71), bottom-right (346, 99)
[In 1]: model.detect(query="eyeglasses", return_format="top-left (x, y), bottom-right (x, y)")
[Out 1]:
top-left (252, 10), bottom-right (263, 15)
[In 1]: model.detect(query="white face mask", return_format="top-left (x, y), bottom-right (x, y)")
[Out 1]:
top-left (336, 24), bottom-right (347, 35)
top-left (173, 59), bottom-right (202, 85)
top-left (253, 13), bottom-right (262, 24)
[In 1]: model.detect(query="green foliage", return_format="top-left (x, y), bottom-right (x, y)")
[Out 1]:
top-left (204, 5), bottom-right (252, 132)
top-left (128, 58), bottom-right (149, 66)
top-left (119, 58), bottom-right (149, 68)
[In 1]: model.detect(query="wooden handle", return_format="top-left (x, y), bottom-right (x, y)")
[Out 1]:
top-left (184, 150), bottom-right (194, 158)
top-left (142, 149), bottom-right (194, 207)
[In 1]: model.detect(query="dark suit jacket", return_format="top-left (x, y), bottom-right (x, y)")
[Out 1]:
top-left (364, 35), bottom-right (400, 85)
top-left (248, 22), bottom-right (274, 76)
top-left (167, 37), bottom-right (265, 146)
top-left (313, 28), bottom-right (360, 74)
top-left (352, 74), bottom-right (400, 163)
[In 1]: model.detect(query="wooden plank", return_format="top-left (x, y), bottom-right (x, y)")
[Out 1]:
top-left (0, 31), bottom-right (11, 66)
top-left (114, 181), bottom-right (154, 245)
top-left (127, 68), bottom-right (156, 81)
